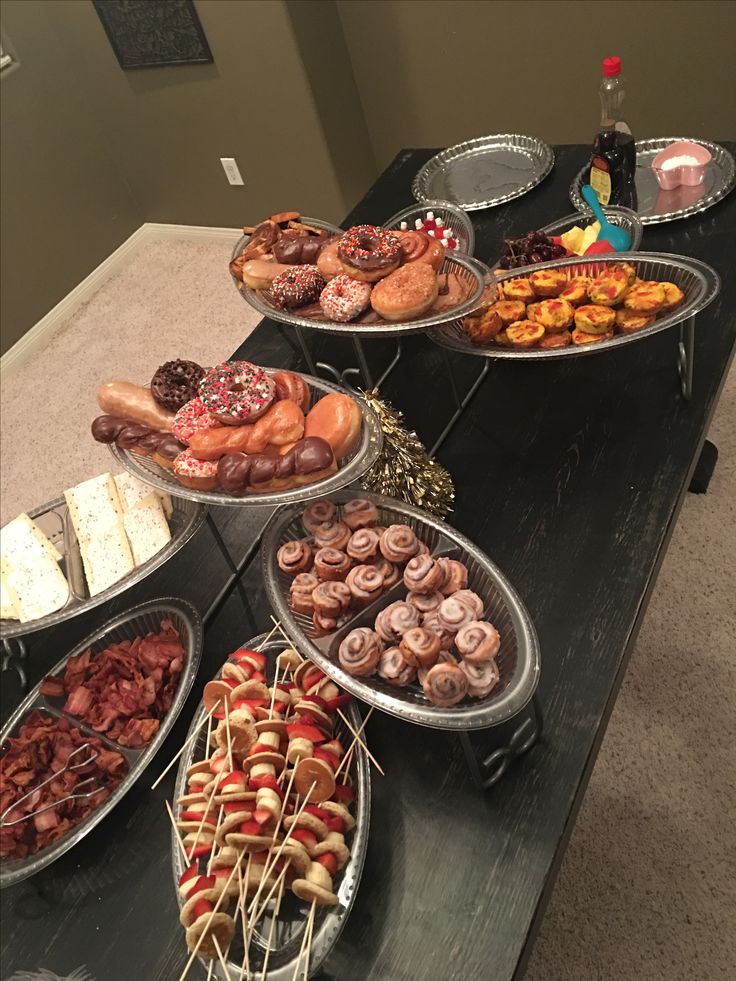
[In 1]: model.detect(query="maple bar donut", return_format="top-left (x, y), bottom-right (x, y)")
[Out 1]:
top-left (460, 657), bottom-right (500, 697)
top-left (173, 449), bottom-right (219, 491)
top-left (399, 626), bottom-right (441, 669)
top-left (346, 564), bottom-right (384, 604)
top-left (171, 397), bottom-right (222, 445)
top-left (240, 258), bottom-right (294, 289)
top-left (320, 274), bottom-right (372, 322)
top-left (312, 581), bottom-right (351, 618)
top-left (403, 554), bottom-right (444, 594)
top-left (377, 646), bottom-right (417, 686)
top-left (455, 620), bottom-right (501, 664)
top-left (374, 600), bottom-right (420, 644)
top-left (338, 627), bottom-right (383, 676)
top-left (370, 263), bottom-right (438, 321)
top-left (346, 528), bottom-right (382, 563)
top-left (422, 660), bottom-right (468, 707)
top-left (312, 520), bottom-right (351, 551)
top-left (303, 499), bottom-right (338, 533)
top-left (199, 361), bottom-right (275, 425)
top-left (313, 546), bottom-right (351, 581)
top-left (342, 498), bottom-right (379, 530)
top-left (270, 265), bottom-right (326, 309)
top-left (379, 524), bottom-right (420, 564)
top-left (338, 225), bottom-right (402, 283)
top-left (277, 540), bottom-right (313, 576)
top-left (290, 573), bottom-right (320, 614)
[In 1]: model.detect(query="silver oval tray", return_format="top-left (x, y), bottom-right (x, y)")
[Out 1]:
top-left (110, 372), bottom-right (383, 507)
top-left (570, 138), bottom-right (736, 224)
top-left (383, 199), bottom-right (476, 257)
top-left (262, 490), bottom-right (540, 731)
top-left (171, 633), bottom-right (370, 981)
top-left (0, 496), bottom-right (205, 640)
top-left (428, 252), bottom-right (720, 361)
top-left (412, 134), bottom-right (554, 212)
top-left (0, 597), bottom-right (202, 887)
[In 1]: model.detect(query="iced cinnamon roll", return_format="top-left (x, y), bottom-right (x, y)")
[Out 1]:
top-left (437, 557), bottom-right (469, 595)
top-left (399, 627), bottom-right (441, 669)
top-left (455, 620), bottom-right (501, 664)
top-left (379, 524), bottom-right (420, 564)
top-left (451, 589), bottom-right (484, 619)
top-left (436, 595), bottom-right (476, 634)
top-left (374, 558), bottom-right (401, 589)
top-left (374, 600), bottom-right (419, 644)
top-left (459, 657), bottom-right (500, 697)
top-left (406, 590), bottom-right (443, 616)
top-left (403, 554), bottom-right (443, 594)
top-left (313, 520), bottom-right (351, 551)
top-left (303, 499), bottom-right (338, 534)
top-left (313, 547), bottom-right (351, 581)
top-left (312, 581), bottom-right (351, 618)
top-left (420, 611), bottom-right (455, 650)
top-left (338, 628), bottom-right (383, 676)
top-left (346, 564), bottom-right (384, 604)
top-left (346, 528), bottom-right (381, 563)
top-left (290, 572), bottom-right (320, 614)
top-left (313, 610), bottom-right (350, 637)
top-left (377, 646), bottom-right (416, 686)
top-left (422, 660), bottom-right (468, 707)
top-left (277, 540), bottom-right (313, 576)
top-left (342, 498), bottom-right (379, 530)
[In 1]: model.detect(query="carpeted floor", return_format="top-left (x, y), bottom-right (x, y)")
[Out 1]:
top-left (1, 237), bottom-right (734, 980)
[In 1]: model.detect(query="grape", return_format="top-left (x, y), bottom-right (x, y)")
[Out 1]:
top-left (538, 246), bottom-right (552, 260)
top-left (550, 244), bottom-right (566, 258)
top-left (499, 255), bottom-right (511, 269)
top-left (530, 252), bottom-right (544, 264)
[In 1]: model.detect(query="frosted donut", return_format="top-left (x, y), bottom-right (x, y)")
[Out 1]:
top-left (319, 275), bottom-right (372, 322)
top-left (173, 449), bottom-right (219, 491)
top-left (199, 361), bottom-right (275, 425)
top-left (337, 225), bottom-right (402, 283)
top-left (270, 265), bottom-right (326, 309)
top-left (172, 398), bottom-right (223, 446)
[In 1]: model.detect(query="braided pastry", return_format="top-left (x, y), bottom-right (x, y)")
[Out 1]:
top-left (313, 520), bottom-right (351, 551)
top-left (379, 524), bottom-right (420, 564)
top-left (290, 573), bottom-right (320, 614)
top-left (459, 658), bottom-right (500, 697)
top-left (303, 500), bottom-right (338, 534)
top-left (403, 554), bottom-right (443, 594)
top-left (399, 627), bottom-right (441, 669)
top-left (455, 620), bottom-right (501, 664)
top-left (374, 600), bottom-right (420, 644)
top-left (436, 596), bottom-right (476, 634)
top-left (406, 590), bottom-right (443, 616)
top-left (345, 564), bottom-right (384, 604)
top-left (422, 660), bottom-right (468, 707)
top-left (342, 498), bottom-right (379, 530)
top-left (377, 647), bottom-right (416, 686)
top-left (312, 581), bottom-right (351, 618)
top-left (437, 557), bottom-right (469, 595)
top-left (313, 547), bottom-right (351, 581)
top-left (338, 628), bottom-right (383, 676)
top-left (277, 540), bottom-right (313, 576)
top-left (346, 528), bottom-right (381, 563)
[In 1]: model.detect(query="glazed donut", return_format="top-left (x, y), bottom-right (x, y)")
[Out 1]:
top-left (420, 611), bottom-right (455, 651)
top-left (379, 525), bottom-right (420, 564)
top-left (150, 360), bottom-right (205, 412)
top-left (342, 498), bottom-right (379, 530)
top-left (312, 520), bottom-right (351, 551)
top-left (338, 225), bottom-right (402, 283)
top-left (346, 528), bottom-right (381, 563)
top-left (455, 620), bottom-right (501, 664)
top-left (377, 647), bottom-right (416, 687)
top-left (241, 259), bottom-right (294, 290)
top-left (437, 558), bottom-right (469, 595)
top-left (459, 658), bottom-right (500, 698)
top-left (403, 554), bottom-right (443, 595)
top-left (319, 275), bottom-right (372, 323)
top-left (188, 399), bottom-right (305, 460)
top-left (199, 361), bottom-right (275, 425)
top-left (96, 381), bottom-right (176, 433)
top-left (303, 499), bottom-right (338, 534)
top-left (451, 589), bottom-right (484, 619)
top-left (338, 628), bottom-right (383, 676)
top-left (316, 238), bottom-right (343, 281)
top-left (406, 590), bottom-right (443, 616)
top-left (173, 449), bottom-right (219, 491)
top-left (396, 230), bottom-right (445, 271)
top-left (272, 370), bottom-right (310, 413)
top-left (172, 398), bottom-right (222, 445)
top-left (304, 394), bottom-right (362, 460)
top-left (277, 540), bottom-right (313, 576)
top-left (374, 600), bottom-right (420, 645)
top-left (345, 564), bottom-right (384, 604)
top-left (290, 573), bottom-right (320, 614)
top-left (436, 596), bottom-right (476, 634)
top-left (313, 547), bottom-right (351, 581)
top-left (399, 627), bottom-right (441, 670)
top-left (312, 581), bottom-right (351, 618)
top-left (421, 661), bottom-right (468, 707)
top-left (373, 558), bottom-right (401, 589)
top-left (270, 266), bottom-right (325, 309)
top-left (370, 264), bottom-right (438, 321)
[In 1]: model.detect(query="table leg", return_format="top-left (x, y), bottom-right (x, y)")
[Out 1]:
top-left (688, 439), bottom-right (719, 494)
top-left (1, 638), bottom-right (28, 692)
top-left (677, 315), bottom-right (695, 401)
top-left (204, 512), bottom-right (265, 634)
top-left (458, 694), bottom-right (544, 790)
top-left (430, 357), bottom-right (491, 457)
top-left (295, 325), bottom-right (319, 376)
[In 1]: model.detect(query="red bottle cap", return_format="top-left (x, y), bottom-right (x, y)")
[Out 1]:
top-left (603, 56), bottom-right (621, 77)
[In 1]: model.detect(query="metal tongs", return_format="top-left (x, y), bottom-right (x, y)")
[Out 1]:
top-left (0, 743), bottom-right (100, 827)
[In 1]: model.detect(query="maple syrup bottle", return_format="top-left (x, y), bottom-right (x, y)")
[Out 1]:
top-left (589, 57), bottom-right (637, 208)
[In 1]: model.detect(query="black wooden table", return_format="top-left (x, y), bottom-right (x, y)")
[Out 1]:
top-left (2, 144), bottom-right (734, 981)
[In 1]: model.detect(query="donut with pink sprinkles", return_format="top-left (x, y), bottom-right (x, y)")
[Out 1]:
top-left (198, 360), bottom-right (275, 425)
top-left (319, 274), bottom-right (372, 322)
top-left (171, 397), bottom-right (222, 445)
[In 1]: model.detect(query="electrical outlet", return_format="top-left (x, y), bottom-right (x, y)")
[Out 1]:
top-left (220, 157), bottom-right (244, 186)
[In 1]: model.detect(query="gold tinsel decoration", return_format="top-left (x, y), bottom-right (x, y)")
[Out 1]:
top-left (359, 388), bottom-right (455, 518)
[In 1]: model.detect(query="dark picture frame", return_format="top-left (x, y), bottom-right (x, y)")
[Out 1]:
top-left (92, 0), bottom-right (214, 70)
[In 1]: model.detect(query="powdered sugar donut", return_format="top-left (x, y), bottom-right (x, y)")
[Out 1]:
top-left (172, 398), bottom-right (222, 446)
top-left (319, 275), bottom-right (372, 322)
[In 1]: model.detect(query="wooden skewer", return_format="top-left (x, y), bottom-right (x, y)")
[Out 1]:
top-left (237, 856), bottom-right (252, 981)
top-left (150, 704), bottom-right (217, 790)
top-left (336, 708), bottom-right (384, 776)
top-left (249, 859), bottom-right (291, 941)
top-left (206, 960), bottom-right (214, 981)
top-left (291, 900), bottom-right (316, 981)
top-left (213, 934), bottom-right (233, 981)
top-left (165, 799), bottom-right (188, 862)
top-left (186, 771), bottom-right (223, 862)
top-left (260, 872), bottom-right (286, 981)
top-left (302, 899), bottom-right (317, 981)
top-left (207, 804), bottom-right (225, 875)
top-left (256, 620), bottom-right (282, 651)
top-left (269, 615), bottom-right (295, 649)
top-left (334, 708), bottom-right (374, 779)
top-left (224, 697), bottom-right (234, 772)
top-left (268, 661), bottom-right (281, 719)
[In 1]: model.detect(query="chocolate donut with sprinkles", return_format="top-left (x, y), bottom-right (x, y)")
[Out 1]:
top-left (270, 265), bottom-right (325, 309)
top-left (337, 225), bottom-right (402, 283)
top-left (198, 360), bottom-right (275, 426)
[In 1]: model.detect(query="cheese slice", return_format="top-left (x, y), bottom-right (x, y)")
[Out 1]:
top-left (122, 492), bottom-right (171, 566)
top-left (78, 525), bottom-right (136, 596)
top-left (0, 574), bottom-right (19, 620)
top-left (64, 473), bottom-right (134, 595)
top-left (0, 515), bottom-right (70, 622)
top-left (114, 473), bottom-right (173, 519)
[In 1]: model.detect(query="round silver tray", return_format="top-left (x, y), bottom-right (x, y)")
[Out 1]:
top-left (570, 138), bottom-right (736, 224)
top-left (412, 134), bottom-right (554, 212)
top-left (109, 372), bottom-right (383, 507)
top-left (1, 597), bottom-right (202, 888)
top-left (383, 199), bottom-right (476, 256)
top-left (262, 490), bottom-right (540, 731)
top-left (427, 252), bottom-right (720, 361)
top-left (172, 633), bottom-right (370, 981)
top-left (0, 495), bottom-right (206, 640)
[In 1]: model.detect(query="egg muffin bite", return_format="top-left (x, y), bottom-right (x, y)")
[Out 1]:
top-left (507, 320), bottom-right (545, 349)
top-left (571, 327), bottom-right (614, 346)
top-left (489, 299), bottom-right (527, 326)
top-left (623, 282), bottom-right (667, 313)
top-left (495, 329), bottom-right (512, 347)
top-left (574, 304), bottom-right (616, 334)
top-left (529, 268), bottom-right (567, 298)
top-left (464, 308), bottom-right (503, 345)
top-left (616, 262), bottom-right (637, 285)
top-left (500, 278), bottom-right (536, 303)
top-left (529, 298), bottom-right (575, 332)
top-left (615, 308), bottom-right (655, 334)
top-left (661, 282), bottom-right (685, 312)
top-left (559, 276), bottom-right (592, 305)
top-left (588, 272), bottom-right (629, 306)
top-left (539, 331), bottom-right (572, 349)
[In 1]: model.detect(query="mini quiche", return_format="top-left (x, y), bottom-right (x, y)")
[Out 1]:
top-left (574, 304), bottom-right (616, 334)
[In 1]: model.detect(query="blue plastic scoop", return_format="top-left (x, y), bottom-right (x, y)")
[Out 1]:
top-left (581, 184), bottom-right (632, 251)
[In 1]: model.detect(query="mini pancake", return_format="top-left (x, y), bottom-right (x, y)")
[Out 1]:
top-left (499, 278), bottom-right (536, 303)
top-left (623, 282), bottom-right (667, 313)
top-left (284, 811), bottom-right (329, 840)
top-left (185, 911), bottom-right (236, 959)
top-left (321, 800), bottom-right (356, 832)
top-left (280, 842), bottom-right (311, 878)
top-left (528, 298), bottom-right (574, 332)
top-left (255, 718), bottom-right (288, 737)
top-left (538, 331), bottom-right (572, 349)
top-left (588, 273), bottom-right (628, 306)
top-left (203, 680), bottom-right (232, 713)
top-left (230, 680), bottom-right (270, 702)
top-left (559, 276), bottom-right (592, 305)
top-left (615, 308), bottom-right (655, 333)
top-left (215, 811), bottom-right (255, 845)
top-left (571, 327), bottom-right (613, 345)
top-left (574, 304), bottom-right (616, 334)
top-left (661, 282), bottom-right (685, 312)
top-left (180, 886), bottom-right (220, 927)
top-left (312, 832), bottom-right (350, 869)
top-left (506, 320), bottom-right (545, 349)
top-left (489, 299), bottom-right (527, 326)
top-left (221, 662), bottom-right (249, 684)
top-left (529, 268), bottom-right (567, 297)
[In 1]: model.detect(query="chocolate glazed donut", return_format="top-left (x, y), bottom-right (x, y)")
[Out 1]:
top-left (91, 415), bottom-right (185, 461)
top-left (217, 436), bottom-right (335, 495)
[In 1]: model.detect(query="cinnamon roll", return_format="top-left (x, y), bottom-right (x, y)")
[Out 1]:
top-left (346, 564), bottom-right (384, 604)
top-left (406, 590), bottom-right (443, 616)
top-left (346, 528), bottom-right (381, 563)
top-left (417, 649), bottom-right (456, 687)
top-left (403, 554), bottom-right (443, 594)
top-left (422, 660), bottom-right (468, 707)
top-left (374, 600), bottom-right (420, 644)
top-left (459, 657), bottom-right (500, 697)
top-left (277, 540), bottom-right (313, 576)
top-left (416, 541), bottom-right (431, 557)
top-left (437, 557), bottom-right (469, 595)
top-left (374, 558), bottom-right (401, 589)
top-left (379, 524), bottom-right (420, 564)
top-left (455, 620), bottom-right (501, 664)
top-left (399, 627), bottom-right (441, 669)
top-left (303, 500), bottom-right (338, 534)
top-left (338, 628), bottom-right (383, 676)
top-left (290, 572), bottom-right (320, 614)
top-left (420, 611), bottom-right (455, 650)
top-left (436, 596), bottom-right (476, 634)
top-left (451, 589), bottom-right (484, 619)
top-left (312, 520), bottom-right (351, 551)
top-left (377, 646), bottom-right (416, 686)
top-left (313, 547), bottom-right (351, 581)
top-left (312, 581), bottom-right (351, 618)
top-left (342, 498), bottom-right (379, 530)
top-left (313, 610), bottom-right (349, 637)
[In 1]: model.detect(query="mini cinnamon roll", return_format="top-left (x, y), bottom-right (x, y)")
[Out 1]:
top-left (303, 500), bottom-right (338, 534)
top-left (451, 589), bottom-right (484, 619)
top-left (417, 649), bottom-right (456, 687)
top-left (436, 596), bottom-right (476, 634)
top-left (379, 524), bottom-right (420, 564)
top-left (455, 620), bottom-right (501, 664)
top-left (338, 628), bottom-right (383, 676)
top-left (346, 564), bottom-right (384, 604)
top-left (399, 627), bottom-right (441, 669)
top-left (374, 558), bottom-right (400, 589)
top-left (437, 557), bottom-right (469, 595)
top-left (459, 657), bottom-right (500, 697)
top-left (312, 520), bottom-right (351, 551)
top-left (290, 573), bottom-right (320, 614)
top-left (277, 540), bottom-right (313, 576)
top-left (346, 528), bottom-right (381, 563)
top-left (416, 541), bottom-right (431, 557)
top-left (313, 610), bottom-right (350, 637)
top-left (342, 498), bottom-right (379, 530)
top-left (422, 660), bottom-right (468, 707)
top-left (420, 611), bottom-right (455, 650)
top-left (313, 547), bottom-right (351, 581)
top-left (312, 581), bottom-right (351, 618)
top-left (377, 646), bottom-right (416, 686)
top-left (406, 590), bottom-right (443, 616)
top-left (374, 600), bottom-right (420, 644)
top-left (403, 554), bottom-right (443, 594)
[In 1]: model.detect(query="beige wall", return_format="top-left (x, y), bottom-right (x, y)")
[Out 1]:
top-left (337, 0), bottom-right (736, 170)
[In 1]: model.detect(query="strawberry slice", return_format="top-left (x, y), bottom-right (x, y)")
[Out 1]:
top-left (192, 898), bottom-right (214, 920)
top-left (250, 850), bottom-right (268, 865)
top-left (316, 852), bottom-right (338, 876)
top-left (223, 677), bottom-right (239, 689)
top-left (286, 722), bottom-right (325, 744)
top-left (281, 682), bottom-right (296, 692)
top-left (180, 809), bottom-right (212, 823)
top-left (179, 864), bottom-right (198, 888)
top-left (213, 866), bottom-right (233, 880)
top-left (313, 748), bottom-right (338, 772)
top-left (219, 771), bottom-right (246, 789)
top-left (224, 801), bottom-right (251, 817)
top-left (191, 843), bottom-right (213, 860)
top-left (210, 756), bottom-right (229, 774)
top-left (273, 700), bottom-right (288, 715)
top-left (303, 668), bottom-right (325, 691)
top-left (253, 774), bottom-right (284, 798)
top-left (291, 828), bottom-right (317, 850)
top-left (232, 648), bottom-right (265, 667)
top-left (248, 741), bottom-right (277, 757)
top-left (323, 814), bottom-right (345, 834)
top-left (251, 670), bottom-right (267, 683)
top-left (304, 804), bottom-right (329, 821)
top-left (212, 711), bottom-right (225, 721)
top-left (254, 807), bottom-right (275, 825)
top-left (301, 694), bottom-right (327, 709)
top-left (296, 706), bottom-right (330, 729)
top-left (324, 693), bottom-right (352, 712)
top-left (334, 784), bottom-right (354, 805)
top-left (239, 820), bottom-right (263, 836)
top-left (190, 874), bottom-right (215, 897)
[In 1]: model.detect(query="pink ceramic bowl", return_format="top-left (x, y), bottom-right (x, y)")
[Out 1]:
top-left (652, 140), bottom-right (712, 190)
